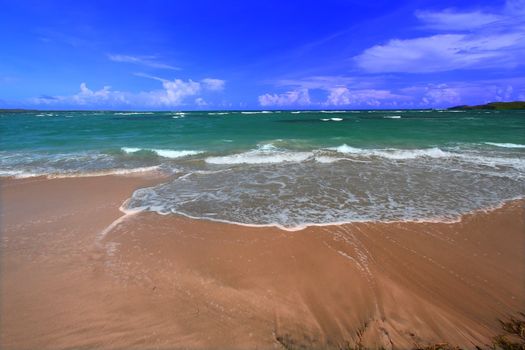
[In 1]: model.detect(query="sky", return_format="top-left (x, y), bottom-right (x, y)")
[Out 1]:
top-left (0, 0), bottom-right (524, 110)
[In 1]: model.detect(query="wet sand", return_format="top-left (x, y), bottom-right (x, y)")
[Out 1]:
top-left (1, 175), bottom-right (524, 349)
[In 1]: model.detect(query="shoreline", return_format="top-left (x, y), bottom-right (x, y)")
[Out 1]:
top-left (1, 175), bottom-right (524, 349)
top-left (4, 174), bottom-right (524, 233)
top-left (121, 195), bottom-right (525, 232)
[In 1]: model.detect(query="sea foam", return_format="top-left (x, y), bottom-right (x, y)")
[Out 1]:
top-left (114, 112), bottom-right (154, 115)
top-left (328, 144), bottom-right (525, 170)
top-left (0, 166), bottom-right (161, 179)
top-left (330, 145), bottom-right (451, 159)
top-left (484, 142), bottom-right (525, 149)
top-left (240, 111), bottom-right (272, 115)
top-left (384, 115), bottom-right (401, 119)
top-left (122, 147), bottom-right (203, 158)
top-left (206, 144), bottom-right (312, 164)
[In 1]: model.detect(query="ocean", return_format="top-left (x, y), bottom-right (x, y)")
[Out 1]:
top-left (1, 109), bottom-right (524, 229)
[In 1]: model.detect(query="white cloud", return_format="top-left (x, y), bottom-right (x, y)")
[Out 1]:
top-left (194, 97), bottom-right (208, 106)
top-left (399, 79), bottom-right (525, 106)
top-left (258, 77), bottom-right (525, 108)
top-left (505, 0), bottom-right (525, 15)
top-left (258, 89), bottom-right (311, 106)
top-left (326, 87), bottom-right (407, 106)
top-left (32, 83), bottom-right (128, 106)
top-left (32, 76), bottom-right (225, 107)
top-left (108, 54), bottom-right (179, 70)
top-left (415, 9), bottom-right (503, 31)
top-left (275, 76), bottom-right (357, 90)
top-left (354, 2), bottom-right (525, 73)
top-left (201, 78), bottom-right (225, 91)
top-left (258, 85), bottom-right (411, 107)
top-left (355, 32), bottom-right (524, 73)
top-left (151, 79), bottom-right (201, 105)
top-left (325, 87), bottom-right (352, 105)
top-left (261, 74), bottom-right (410, 107)
top-left (495, 85), bottom-right (514, 101)
top-left (420, 84), bottom-right (461, 105)
top-left (73, 83), bottom-right (122, 104)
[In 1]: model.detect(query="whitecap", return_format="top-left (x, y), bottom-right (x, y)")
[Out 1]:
top-left (206, 144), bottom-right (312, 164)
top-left (122, 147), bottom-right (142, 153)
top-left (240, 111), bottom-right (270, 115)
top-left (329, 144), bottom-right (525, 170)
top-left (0, 169), bottom-right (43, 178)
top-left (114, 112), bottom-right (154, 115)
top-left (314, 156), bottom-right (344, 163)
top-left (48, 166), bottom-right (161, 178)
top-left (330, 144), bottom-right (451, 159)
top-left (0, 166), bottom-right (161, 179)
top-left (153, 149), bottom-right (203, 158)
top-left (484, 142), bottom-right (525, 149)
top-left (121, 147), bottom-right (203, 158)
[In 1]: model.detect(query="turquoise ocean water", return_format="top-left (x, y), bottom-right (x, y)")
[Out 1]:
top-left (1, 109), bottom-right (524, 229)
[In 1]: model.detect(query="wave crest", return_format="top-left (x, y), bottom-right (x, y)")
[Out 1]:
top-left (485, 142), bottom-right (525, 149)
top-left (122, 147), bottom-right (203, 159)
top-left (206, 144), bottom-right (312, 165)
top-left (330, 145), bottom-right (451, 159)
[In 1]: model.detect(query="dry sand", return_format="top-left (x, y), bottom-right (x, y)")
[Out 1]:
top-left (1, 175), bottom-right (524, 349)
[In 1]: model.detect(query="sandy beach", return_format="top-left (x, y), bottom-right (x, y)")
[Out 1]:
top-left (3, 0), bottom-right (525, 348)
top-left (1, 175), bottom-right (524, 349)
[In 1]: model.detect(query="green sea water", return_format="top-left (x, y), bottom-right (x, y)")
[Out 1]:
top-left (1, 109), bottom-right (524, 228)
top-left (1, 110), bottom-right (525, 153)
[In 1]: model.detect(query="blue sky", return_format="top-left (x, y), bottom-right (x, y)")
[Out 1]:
top-left (1, 0), bottom-right (524, 110)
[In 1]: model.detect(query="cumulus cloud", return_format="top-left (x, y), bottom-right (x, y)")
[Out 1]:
top-left (325, 88), bottom-right (407, 106)
top-left (194, 97), bottom-right (208, 106)
top-left (258, 84), bottom-right (411, 107)
top-left (33, 83), bottom-right (127, 106)
top-left (399, 79), bottom-right (525, 106)
top-left (354, 2), bottom-right (525, 73)
top-left (32, 77), bottom-right (225, 107)
top-left (260, 1), bottom-right (525, 107)
top-left (156, 79), bottom-right (201, 105)
top-left (258, 89), bottom-right (311, 106)
top-left (259, 74), bottom-right (412, 107)
top-left (201, 78), bottom-right (225, 91)
top-left (419, 84), bottom-right (461, 105)
top-left (258, 77), bottom-right (525, 108)
top-left (108, 54), bottom-right (179, 70)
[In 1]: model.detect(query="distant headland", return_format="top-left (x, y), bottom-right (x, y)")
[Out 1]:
top-left (449, 101), bottom-right (525, 110)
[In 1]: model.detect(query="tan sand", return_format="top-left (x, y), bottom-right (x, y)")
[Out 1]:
top-left (1, 175), bottom-right (524, 349)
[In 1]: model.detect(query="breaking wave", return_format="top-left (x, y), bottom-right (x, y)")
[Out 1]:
top-left (121, 147), bottom-right (203, 158)
top-left (485, 142), bottom-right (525, 149)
